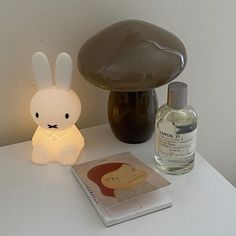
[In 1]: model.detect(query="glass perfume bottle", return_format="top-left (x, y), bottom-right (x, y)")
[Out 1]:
top-left (154, 82), bottom-right (197, 174)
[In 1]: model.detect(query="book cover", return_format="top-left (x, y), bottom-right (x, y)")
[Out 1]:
top-left (72, 152), bottom-right (172, 226)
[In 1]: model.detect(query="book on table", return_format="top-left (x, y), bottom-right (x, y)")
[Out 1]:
top-left (72, 152), bottom-right (172, 227)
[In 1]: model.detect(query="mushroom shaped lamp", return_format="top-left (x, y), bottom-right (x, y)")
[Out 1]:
top-left (78, 20), bottom-right (187, 144)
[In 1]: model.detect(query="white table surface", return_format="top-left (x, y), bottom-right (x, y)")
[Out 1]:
top-left (0, 124), bottom-right (236, 236)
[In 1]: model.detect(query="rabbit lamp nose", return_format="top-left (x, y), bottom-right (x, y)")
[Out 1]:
top-left (30, 52), bottom-right (85, 165)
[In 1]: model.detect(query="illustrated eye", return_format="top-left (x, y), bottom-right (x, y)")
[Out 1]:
top-left (106, 177), bottom-right (119, 182)
top-left (65, 113), bottom-right (69, 119)
top-left (35, 112), bottom-right (39, 118)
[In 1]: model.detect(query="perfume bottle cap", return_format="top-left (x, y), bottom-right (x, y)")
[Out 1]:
top-left (167, 82), bottom-right (187, 109)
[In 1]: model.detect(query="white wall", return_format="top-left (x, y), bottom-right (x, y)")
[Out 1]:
top-left (0, 0), bottom-right (235, 185)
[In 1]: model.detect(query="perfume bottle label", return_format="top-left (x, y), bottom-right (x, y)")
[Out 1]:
top-left (156, 120), bottom-right (197, 159)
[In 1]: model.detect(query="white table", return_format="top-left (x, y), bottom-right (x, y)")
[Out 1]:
top-left (0, 124), bottom-right (236, 236)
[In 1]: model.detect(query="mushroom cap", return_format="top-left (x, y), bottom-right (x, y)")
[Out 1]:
top-left (78, 20), bottom-right (187, 92)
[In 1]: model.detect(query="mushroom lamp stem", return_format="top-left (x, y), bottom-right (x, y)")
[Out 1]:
top-left (108, 89), bottom-right (157, 143)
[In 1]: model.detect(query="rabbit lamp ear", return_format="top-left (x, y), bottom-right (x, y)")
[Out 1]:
top-left (32, 52), bottom-right (53, 90)
top-left (55, 52), bottom-right (72, 91)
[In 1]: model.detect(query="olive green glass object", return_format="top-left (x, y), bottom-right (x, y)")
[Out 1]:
top-left (108, 90), bottom-right (157, 143)
top-left (78, 20), bottom-right (187, 143)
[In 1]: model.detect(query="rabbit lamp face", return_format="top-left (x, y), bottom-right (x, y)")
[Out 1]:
top-left (30, 88), bottom-right (81, 131)
top-left (30, 52), bottom-right (85, 165)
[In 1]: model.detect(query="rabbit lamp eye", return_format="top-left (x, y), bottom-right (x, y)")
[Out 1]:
top-left (30, 52), bottom-right (85, 166)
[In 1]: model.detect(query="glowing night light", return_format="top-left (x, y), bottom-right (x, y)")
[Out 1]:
top-left (30, 52), bottom-right (85, 165)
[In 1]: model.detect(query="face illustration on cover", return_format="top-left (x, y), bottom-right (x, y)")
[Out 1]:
top-left (30, 52), bottom-right (85, 165)
top-left (88, 163), bottom-right (155, 202)
top-left (101, 164), bottom-right (147, 189)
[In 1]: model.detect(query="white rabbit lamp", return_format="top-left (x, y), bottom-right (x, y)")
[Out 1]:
top-left (30, 52), bottom-right (85, 165)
